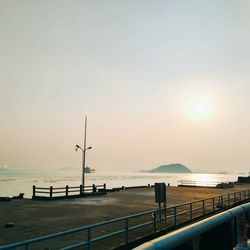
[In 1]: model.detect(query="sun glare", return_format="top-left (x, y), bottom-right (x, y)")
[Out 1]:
top-left (185, 174), bottom-right (218, 187)
top-left (184, 95), bottom-right (215, 121)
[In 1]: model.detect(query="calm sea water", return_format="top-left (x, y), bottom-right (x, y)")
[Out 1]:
top-left (0, 170), bottom-right (245, 198)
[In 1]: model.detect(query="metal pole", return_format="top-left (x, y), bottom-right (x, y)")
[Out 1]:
top-left (82, 116), bottom-right (87, 193)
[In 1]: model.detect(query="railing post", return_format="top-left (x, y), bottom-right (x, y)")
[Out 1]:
top-left (174, 207), bottom-right (177, 226)
top-left (190, 203), bottom-right (193, 220)
top-left (213, 197), bottom-right (215, 211)
top-left (66, 185), bottom-right (69, 197)
top-left (88, 227), bottom-right (91, 250)
top-left (228, 194), bottom-right (230, 206)
top-left (50, 186), bottom-right (53, 198)
top-left (32, 185), bottom-right (36, 198)
top-left (92, 184), bottom-right (96, 193)
top-left (153, 211), bottom-right (156, 232)
top-left (234, 192), bottom-right (237, 203)
top-left (239, 192), bottom-right (241, 201)
top-left (165, 205), bottom-right (167, 229)
top-left (80, 185), bottom-right (83, 196)
top-left (202, 200), bottom-right (205, 215)
top-left (104, 183), bottom-right (106, 191)
top-left (221, 195), bottom-right (223, 207)
top-left (125, 218), bottom-right (128, 245)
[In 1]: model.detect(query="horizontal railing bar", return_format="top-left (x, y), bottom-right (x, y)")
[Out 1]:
top-left (203, 203), bottom-right (217, 209)
top-left (63, 228), bottom-right (127, 250)
top-left (90, 212), bottom-right (154, 230)
top-left (61, 240), bottom-right (88, 250)
top-left (91, 229), bottom-right (126, 243)
top-left (175, 210), bottom-right (191, 217)
top-left (129, 221), bottom-right (154, 231)
top-left (168, 191), bottom-right (248, 210)
top-left (178, 181), bottom-right (219, 184)
top-left (35, 191), bottom-right (102, 197)
top-left (178, 180), bottom-right (220, 183)
top-left (150, 198), bottom-right (242, 219)
top-left (51, 191), bottom-right (68, 194)
top-left (34, 185), bottom-right (105, 190)
top-left (190, 206), bottom-right (203, 212)
top-left (166, 214), bottom-right (179, 220)
top-left (34, 191), bottom-right (51, 194)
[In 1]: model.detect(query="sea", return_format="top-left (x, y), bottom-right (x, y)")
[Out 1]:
top-left (0, 169), bottom-right (246, 198)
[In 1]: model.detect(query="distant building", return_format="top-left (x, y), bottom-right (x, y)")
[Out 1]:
top-left (85, 166), bottom-right (95, 173)
top-left (238, 176), bottom-right (250, 183)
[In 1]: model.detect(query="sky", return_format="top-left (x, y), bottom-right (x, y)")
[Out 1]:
top-left (1, 1), bottom-right (250, 173)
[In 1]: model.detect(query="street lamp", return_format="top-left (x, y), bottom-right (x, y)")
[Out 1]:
top-left (75, 116), bottom-right (92, 194)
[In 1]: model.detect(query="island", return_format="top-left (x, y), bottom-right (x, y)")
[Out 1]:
top-left (142, 163), bottom-right (192, 173)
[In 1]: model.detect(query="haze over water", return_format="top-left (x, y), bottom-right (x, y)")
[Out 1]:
top-left (0, 169), bottom-right (244, 198)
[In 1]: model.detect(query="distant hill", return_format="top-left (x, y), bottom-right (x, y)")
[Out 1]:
top-left (144, 163), bottom-right (192, 173)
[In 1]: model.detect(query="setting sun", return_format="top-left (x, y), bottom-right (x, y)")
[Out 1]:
top-left (184, 95), bottom-right (215, 121)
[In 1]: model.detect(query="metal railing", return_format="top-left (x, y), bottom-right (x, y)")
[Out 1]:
top-left (1, 189), bottom-right (250, 250)
top-left (32, 184), bottom-right (106, 199)
top-left (178, 180), bottom-right (234, 188)
top-left (178, 180), bottom-right (220, 187)
top-left (135, 203), bottom-right (250, 250)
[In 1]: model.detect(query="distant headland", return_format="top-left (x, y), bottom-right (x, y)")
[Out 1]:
top-left (141, 163), bottom-right (192, 173)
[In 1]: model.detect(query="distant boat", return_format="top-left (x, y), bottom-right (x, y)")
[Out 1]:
top-left (84, 166), bottom-right (95, 173)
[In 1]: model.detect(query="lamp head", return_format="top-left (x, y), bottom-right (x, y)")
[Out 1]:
top-left (75, 145), bottom-right (80, 151)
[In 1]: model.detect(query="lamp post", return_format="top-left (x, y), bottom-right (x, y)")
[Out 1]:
top-left (75, 116), bottom-right (92, 194)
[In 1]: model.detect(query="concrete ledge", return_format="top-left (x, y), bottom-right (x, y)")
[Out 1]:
top-left (32, 192), bottom-right (107, 200)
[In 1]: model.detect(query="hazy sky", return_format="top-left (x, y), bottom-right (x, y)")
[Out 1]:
top-left (1, 1), bottom-right (250, 173)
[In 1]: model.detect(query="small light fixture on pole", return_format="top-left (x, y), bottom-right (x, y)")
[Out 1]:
top-left (75, 116), bottom-right (92, 194)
